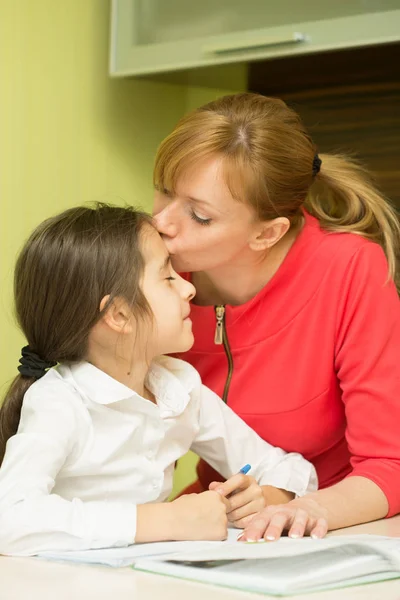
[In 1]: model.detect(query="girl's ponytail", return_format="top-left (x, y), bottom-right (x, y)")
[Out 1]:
top-left (0, 346), bottom-right (57, 465)
top-left (305, 153), bottom-right (400, 292)
top-left (0, 376), bottom-right (36, 464)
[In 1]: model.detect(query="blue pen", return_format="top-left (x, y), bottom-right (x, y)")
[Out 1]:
top-left (239, 464), bottom-right (251, 475)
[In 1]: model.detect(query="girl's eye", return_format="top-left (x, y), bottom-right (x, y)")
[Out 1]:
top-left (190, 210), bottom-right (212, 226)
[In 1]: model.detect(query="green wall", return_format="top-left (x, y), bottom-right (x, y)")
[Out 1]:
top-left (0, 0), bottom-right (245, 494)
top-left (0, 0), bottom-right (187, 390)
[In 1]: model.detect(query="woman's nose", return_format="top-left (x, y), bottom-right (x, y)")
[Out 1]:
top-left (153, 206), bottom-right (178, 238)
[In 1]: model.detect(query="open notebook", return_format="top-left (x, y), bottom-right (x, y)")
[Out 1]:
top-left (132, 535), bottom-right (400, 595)
top-left (39, 531), bottom-right (400, 594)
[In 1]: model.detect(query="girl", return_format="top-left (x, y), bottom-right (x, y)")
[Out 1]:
top-left (0, 204), bottom-right (317, 556)
top-left (152, 92), bottom-right (400, 542)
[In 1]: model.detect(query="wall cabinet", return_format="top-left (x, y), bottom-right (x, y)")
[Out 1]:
top-left (110, 0), bottom-right (400, 77)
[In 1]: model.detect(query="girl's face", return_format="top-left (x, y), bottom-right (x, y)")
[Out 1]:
top-left (140, 226), bottom-right (196, 357)
top-left (153, 157), bottom-right (258, 273)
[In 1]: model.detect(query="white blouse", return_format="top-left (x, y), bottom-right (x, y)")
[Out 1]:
top-left (0, 356), bottom-right (317, 555)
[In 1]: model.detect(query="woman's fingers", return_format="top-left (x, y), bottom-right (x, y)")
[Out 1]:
top-left (239, 501), bottom-right (330, 542)
top-left (262, 511), bottom-right (293, 541)
top-left (239, 512), bottom-right (273, 541)
top-left (310, 517), bottom-right (329, 539)
top-left (287, 509), bottom-right (309, 539)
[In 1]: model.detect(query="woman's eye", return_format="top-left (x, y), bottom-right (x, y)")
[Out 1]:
top-left (190, 210), bottom-right (212, 226)
top-left (166, 276), bottom-right (176, 281)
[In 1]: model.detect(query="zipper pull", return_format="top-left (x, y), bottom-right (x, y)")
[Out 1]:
top-left (214, 305), bottom-right (225, 345)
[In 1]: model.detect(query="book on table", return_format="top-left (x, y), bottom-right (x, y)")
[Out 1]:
top-left (132, 534), bottom-right (400, 596)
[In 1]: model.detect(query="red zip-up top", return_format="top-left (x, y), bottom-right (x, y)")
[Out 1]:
top-left (177, 212), bottom-right (400, 516)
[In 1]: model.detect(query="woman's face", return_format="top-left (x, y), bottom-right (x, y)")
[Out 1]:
top-left (152, 157), bottom-right (257, 273)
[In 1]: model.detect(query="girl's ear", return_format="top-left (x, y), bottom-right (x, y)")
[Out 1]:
top-left (99, 295), bottom-right (134, 334)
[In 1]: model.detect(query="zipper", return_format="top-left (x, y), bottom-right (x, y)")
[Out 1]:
top-left (214, 305), bottom-right (234, 404)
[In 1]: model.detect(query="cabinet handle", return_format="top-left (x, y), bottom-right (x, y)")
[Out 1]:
top-left (203, 32), bottom-right (307, 54)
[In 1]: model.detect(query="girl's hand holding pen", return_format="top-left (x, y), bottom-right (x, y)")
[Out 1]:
top-left (209, 465), bottom-right (266, 529)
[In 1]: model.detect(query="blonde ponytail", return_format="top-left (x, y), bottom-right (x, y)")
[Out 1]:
top-left (305, 154), bottom-right (400, 293)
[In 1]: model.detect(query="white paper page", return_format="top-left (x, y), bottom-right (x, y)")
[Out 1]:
top-left (38, 526), bottom-right (242, 567)
top-left (164, 545), bottom-right (390, 594)
top-left (38, 532), bottom-right (400, 571)
top-left (148, 535), bottom-right (400, 563)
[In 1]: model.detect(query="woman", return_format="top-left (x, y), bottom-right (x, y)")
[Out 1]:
top-left (152, 93), bottom-right (400, 541)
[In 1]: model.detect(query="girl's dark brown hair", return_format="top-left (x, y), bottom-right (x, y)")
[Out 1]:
top-left (0, 203), bottom-right (153, 464)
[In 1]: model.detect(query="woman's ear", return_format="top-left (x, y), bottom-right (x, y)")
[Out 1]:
top-left (248, 217), bottom-right (291, 251)
top-left (99, 295), bottom-right (134, 334)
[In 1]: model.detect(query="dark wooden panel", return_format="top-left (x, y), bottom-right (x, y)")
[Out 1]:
top-left (249, 44), bottom-right (400, 207)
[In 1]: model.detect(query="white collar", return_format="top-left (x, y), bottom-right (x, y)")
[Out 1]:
top-left (57, 356), bottom-right (197, 418)
top-left (64, 361), bottom-right (134, 405)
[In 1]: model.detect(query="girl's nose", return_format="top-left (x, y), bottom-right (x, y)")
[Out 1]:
top-left (186, 281), bottom-right (196, 302)
top-left (180, 277), bottom-right (196, 302)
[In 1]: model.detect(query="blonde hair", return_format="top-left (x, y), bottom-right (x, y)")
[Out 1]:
top-left (154, 93), bottom-right (400, 292)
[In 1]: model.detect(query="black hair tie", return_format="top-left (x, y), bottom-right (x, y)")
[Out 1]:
top-left (312, 154), bottom-right (322, 176)
top-left (18, 346), bottom-right (57, 379)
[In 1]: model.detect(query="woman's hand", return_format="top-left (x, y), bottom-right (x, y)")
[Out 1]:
top-left (238, 497), bottom-right (329, 541)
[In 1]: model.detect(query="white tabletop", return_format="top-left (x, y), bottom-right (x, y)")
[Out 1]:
top-left (2, 517), bottom-right (400, 600)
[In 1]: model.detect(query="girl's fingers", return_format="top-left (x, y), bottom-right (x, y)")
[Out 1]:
top-left (227, 484), bottom-right (264, 513)
top-left (213, 473), bottom-right (248, 497)
top-left (228, 498), bottom-right (264, 522)
top-left (208, 481), bottom-right (222, 492)
top-left (263, 511), bottom-right (293, 541)
top-left (310, 517), bottom-right (329, 539)
top-left (226, 488), bottom-right (252, 513)
top-left (233, 513), bottom-right (258, 530)
top-left (287, 509), bottom-right (309, 539)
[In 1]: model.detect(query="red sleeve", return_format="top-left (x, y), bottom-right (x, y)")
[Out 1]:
top-left (335, 242), bottom-right (400, 517)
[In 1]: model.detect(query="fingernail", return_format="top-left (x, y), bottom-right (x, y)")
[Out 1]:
top-left (215, 488), bottom-right (224, 495)
top-left (246, 538), bottom-right (257, 543)
top-left (266, 535), bottom-right (276, 541)
top-left (311, 533), bottom-right (320, 539)
top-left (237, 533), bottom-right (243, 541)
top-left (289, 533), bottom-right (300, 539)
